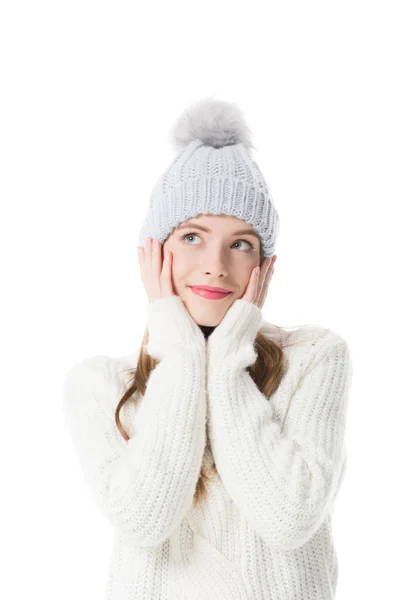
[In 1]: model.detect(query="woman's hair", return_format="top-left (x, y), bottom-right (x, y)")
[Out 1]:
top-left (115, 236), bottom-right (304, 507)
top-left (114, 324), bottom-right (303, 507)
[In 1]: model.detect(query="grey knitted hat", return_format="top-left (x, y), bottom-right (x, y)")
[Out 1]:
top-left (137, 97), bottom-right (280, 258)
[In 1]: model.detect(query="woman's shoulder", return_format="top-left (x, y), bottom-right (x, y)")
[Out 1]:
top-left (260, 319), bottom-right (352, 380)
top-left (62, 351), bottom-right (141, 432)
top-left (63, 350), bottom-right (140, 397)
top-left (261, 318), bottom-right (348, 348)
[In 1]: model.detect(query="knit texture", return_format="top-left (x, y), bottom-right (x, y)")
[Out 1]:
top-left (62, 296), bottom-right (353, 599)
top-left (137, 98), bottom-right (280, 259)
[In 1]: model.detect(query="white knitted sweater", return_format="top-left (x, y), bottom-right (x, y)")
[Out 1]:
top-left (62, 295), bottom-right (353, 600)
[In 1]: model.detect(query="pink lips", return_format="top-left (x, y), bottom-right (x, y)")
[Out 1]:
top-left (189, 286), bottom-right (232, 300)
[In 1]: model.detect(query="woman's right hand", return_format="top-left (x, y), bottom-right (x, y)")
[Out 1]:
top-left (137, 237), bottom-right (175, 302)
top-left (137, 237), bottom-right (206, 360)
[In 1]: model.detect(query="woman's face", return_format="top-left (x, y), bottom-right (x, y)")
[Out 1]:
top-left (162, 213), bottom-right (276, 326)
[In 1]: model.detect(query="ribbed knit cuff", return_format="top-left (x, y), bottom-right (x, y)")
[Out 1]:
top-left (146, 295), bottom-right (206, 360)
top-left (207, 299), bottom-right (264, 358)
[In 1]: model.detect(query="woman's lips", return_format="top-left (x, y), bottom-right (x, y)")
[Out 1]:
top-left (189, 286), bottom-right (232, 300)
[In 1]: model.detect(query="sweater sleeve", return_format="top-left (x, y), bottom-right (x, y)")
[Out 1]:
top-left (62, 295), bottom-right (207, 547)
top-left (206, 299), bottom-right (353, 551)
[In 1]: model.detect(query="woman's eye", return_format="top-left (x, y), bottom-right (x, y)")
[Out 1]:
top-left (180, 232), bottom-right (254, 251)
top-left (181, 232), bottom-right (201, 244)
top-left (232, 239), bottom-right (254, 250)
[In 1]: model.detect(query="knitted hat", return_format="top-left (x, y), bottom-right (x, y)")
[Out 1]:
top-left (137, 97), bottom-right (280, 258)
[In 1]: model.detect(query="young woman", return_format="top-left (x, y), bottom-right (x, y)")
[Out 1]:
top-left (62, 98), bottom-right (353, 599)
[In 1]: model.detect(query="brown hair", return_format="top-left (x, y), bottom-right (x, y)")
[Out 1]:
top-left (115, 228), bottom-right (303, 507)
top-left (114, 324), bottom-right (302, 508)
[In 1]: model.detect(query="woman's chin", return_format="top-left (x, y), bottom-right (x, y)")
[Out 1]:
top-left (181, 296), bottom-right (235, 326)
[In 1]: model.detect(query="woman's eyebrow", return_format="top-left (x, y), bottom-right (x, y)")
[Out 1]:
top-left (177, 223), bottom-right (260, 240)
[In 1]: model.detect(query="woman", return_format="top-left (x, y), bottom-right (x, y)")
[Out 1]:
top-left (62, 97), bottom-right (353, 599)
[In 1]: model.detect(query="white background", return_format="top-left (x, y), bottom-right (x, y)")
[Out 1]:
top-left (1, 1), bottom-right (399, 598)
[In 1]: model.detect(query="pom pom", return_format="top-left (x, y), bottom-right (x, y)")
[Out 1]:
top-left (169, 96), bottom-right (256, 153)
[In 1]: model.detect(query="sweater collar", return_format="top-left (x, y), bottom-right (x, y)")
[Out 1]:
top-left (198, 324), bottom-right (216, 339)
top-left (198, 318), bottom-right (282, 344)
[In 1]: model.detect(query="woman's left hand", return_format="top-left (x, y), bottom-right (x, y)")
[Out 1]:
top-left (241, 256), bottom-right (277, 309)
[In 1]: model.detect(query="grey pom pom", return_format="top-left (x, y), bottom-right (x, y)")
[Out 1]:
top-left (169, 96), bottom-right (256, 153)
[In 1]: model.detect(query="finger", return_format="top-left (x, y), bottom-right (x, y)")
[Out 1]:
top-left (253, 267), bottom-right (261, 302)
top-left (145, 237), bottom-right (152, 272)
top-left (260, 258), bottom-right (273, 284)
top-left (160, 247), bottom-right (174, 296)
top-left (261, 258), bottom-right (272, 280)
top-left (254, 266), bottom-right (264, 304)
top-left (244, 266), bottom-right (259, 302)
top-left (145, 238), bottom-right (159, 299)
top-left (152, 238), bottom-right (162, 280)
top-left (137, 245), bottom-right (144, 266)
top-left (259, 263), bottom-right (274, 303)
top-left (258, 265), bottom-right (268, 296)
